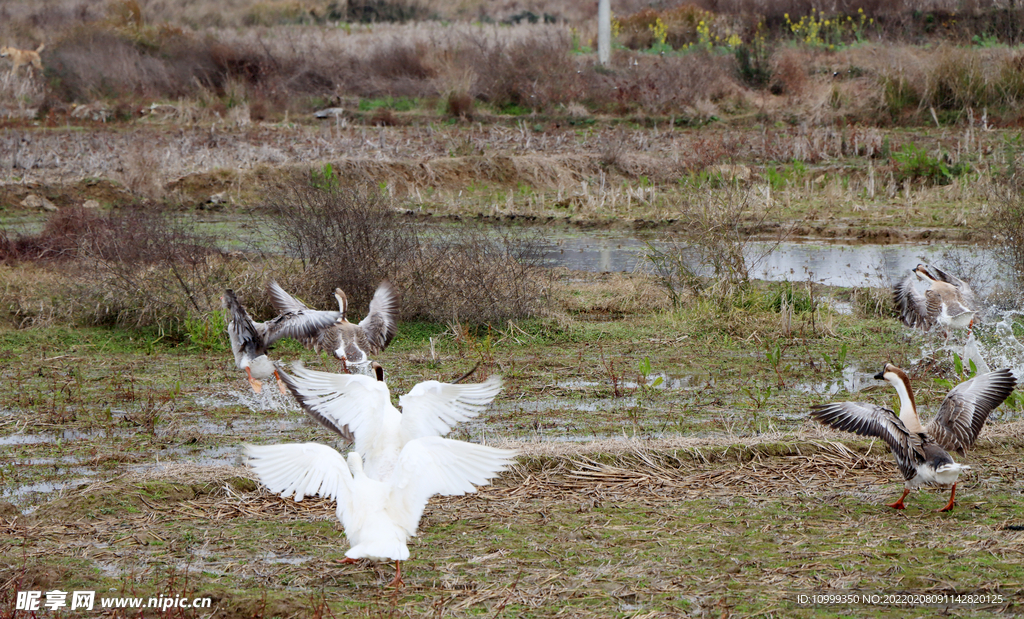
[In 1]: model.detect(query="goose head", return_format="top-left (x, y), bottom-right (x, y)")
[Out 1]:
top-left (912, 264), bottom-right (935, 282)
top-left (873, 363), bottom-right (921, 430)
top-left (371, 361), bottom-right (384, 382)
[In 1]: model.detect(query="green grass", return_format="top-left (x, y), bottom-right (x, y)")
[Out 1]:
top-left (1, 271), bottom-right (1022, 617)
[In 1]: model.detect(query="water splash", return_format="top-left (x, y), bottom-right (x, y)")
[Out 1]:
top-left (196, 385), bottom-right (301, 414)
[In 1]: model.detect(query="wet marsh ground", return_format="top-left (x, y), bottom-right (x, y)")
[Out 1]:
top-left (3, 52), bottom-right (1024, 614)
top-left (3, 280), bottom-right (1024, 618)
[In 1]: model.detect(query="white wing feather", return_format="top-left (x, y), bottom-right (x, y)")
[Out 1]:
top-left (280, 362), bottom-right (392, 440)
top-left (386, 436), bottom-right (517, 535)
top-left (244, 442), bottom-right (351, 502)
top-left (398, 376), bottom-right (503, 439)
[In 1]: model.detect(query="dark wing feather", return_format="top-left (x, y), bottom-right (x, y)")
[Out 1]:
top-left (358, 281), bottom-right (400, 353)
top-left (927, 368), bottom-right (1017, 453)
top-left (263, 308), bottom-right (342, 347)
top-left (893, 273), bottom-right (931, 329)
top-left (267, 280), bottom-right (309, 314)
top-left (810, 402), bottom-right (925, 481)
top-left (265, 281), bottom-right (341, 349)
top-left (223, 289), bottom-right (265, 357)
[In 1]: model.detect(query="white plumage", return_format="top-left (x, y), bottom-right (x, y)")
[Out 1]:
top-left (279, 362), bottom-right (503, 480)
top-left (245, 437), bottom-right (516, 585)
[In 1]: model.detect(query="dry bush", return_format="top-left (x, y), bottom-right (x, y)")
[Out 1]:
top-left (770, 48), bottom-right (809, 97)
top-left (995, 52), bottom-right (1024, 106)
top-left (989, 176), bottom-right (1024, 304)
top-left (470, 30), bottom-right (579, 109)
top-left (0, 206), bottom-right (253, 333)
top-left (922, 45), bottom-right (992, 111)
top-left (266, 176), bottom-right (545, 325)
top-left (644, 185), bottom-right (785, 307)
top-left (401, 224), bottom-right (547, 324)
top-left (264, 175), bottom-right (418, 313)
top-left (586, 52), bottom-right (736, 115)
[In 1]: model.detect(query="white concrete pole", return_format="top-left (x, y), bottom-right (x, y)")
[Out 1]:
top-left (598, 0), bottom-right (611, 65)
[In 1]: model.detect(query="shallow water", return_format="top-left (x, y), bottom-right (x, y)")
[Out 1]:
top-left (531, 230), bottom-right (1003, 291)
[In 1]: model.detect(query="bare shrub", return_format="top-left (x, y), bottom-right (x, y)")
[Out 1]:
top-left (403, 224), bottom-right (546, 324)
top-left (471, 31), bottom-right (579, 109)
top-left (644, 186), bottom-right (787, 308)
top-left (771, 49), bottom-right (808, 97)
top-left (264, 174), bottom-right (418, 313)
top-left (995, 52), bottom-right (1024, 106)
top-left (923, 45), bottom-right (991, 111)
top-left (582, 52), bottom-right (735, 115)
top-left (0, 205), bottom-right (249, 333)
top-left (989, 178), bottom-right (1024, 304)
top-left (267, 174), bottom-right (545, 324)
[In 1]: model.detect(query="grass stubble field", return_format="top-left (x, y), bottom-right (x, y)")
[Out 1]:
top-left (4, 1), bottom-right (1024, 617)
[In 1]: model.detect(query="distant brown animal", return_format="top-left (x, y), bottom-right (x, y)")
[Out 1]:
top-left (0, 43), bottom-right (44, 76)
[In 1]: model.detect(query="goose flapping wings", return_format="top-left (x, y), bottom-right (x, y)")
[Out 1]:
top-left (244, 436), bottom-right (516, 586)
top-left (268, 280), bottom-right (400, 372)
top-left (810, 401), bottom-right (933, 484)
top-left (893, 264), bottom-right (975, 333)
top-left (222, 289), bottom-right (341, 393)
top-left (925, 367), bottom-right (1016, 454)
top-left (277, 362), bottom-right (502, 480)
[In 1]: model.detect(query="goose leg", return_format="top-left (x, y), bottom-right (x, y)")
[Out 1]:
top-left (273, 369), bottom-right (288, 395)
top-left (938, 483), bottom-right (957, 512)
top-left (339, 557), bottom-right (357, 565)
top-left (388, 560), bottom-right (404, 588)
top-left (245, 367), bottom-right (263, 393)
top-left (886, 488), bottom-right (910, 510)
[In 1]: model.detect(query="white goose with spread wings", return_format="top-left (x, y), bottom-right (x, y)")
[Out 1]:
top-left (893, 263), bottom-right (976, 335)
top-left (268, 280), bottom-right (399, 373)
top-left (278, 362), bottom-right (503, 481)
top-left (222, 289), bottom-right (341, 394)
top-left (811, 363), bottom-right (1015, 511)
top-left (245, 436), bottom-right (516, 587)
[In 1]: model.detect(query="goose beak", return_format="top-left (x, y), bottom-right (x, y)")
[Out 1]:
top-left (873, 370), bottom-right (886, 380)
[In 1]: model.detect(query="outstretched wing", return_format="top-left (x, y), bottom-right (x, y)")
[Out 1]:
top-left (358, 280), bottom-right (400, 354)
top-left (278, 362), bottom-right (390, 443)
top-left (892, 273), bottom-right (931, 329)
top-left (927, 368), bottom-right (1017, 453)
top-left (263, 281), bottom-right (341, 348)
top-left (262, 309), bottom-right (341, 347)
top-left (244, 442), bottom-right (351, 502)
top-left (267, 280), bottom-right (310, 313)
top-left (398, 375), bottom-right (503, 440)
top-left (386, 436), bottom-right (517, 535)
top-left (810, 401), bottom-right (925, 481)
top-left (223, 289), bottom-right (264, 360)
top-left (926, 264), bottom-right (976, 307)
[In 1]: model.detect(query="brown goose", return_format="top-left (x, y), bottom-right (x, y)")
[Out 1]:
top-left (221, 289), bottom-right (340, 394)
top-left (268, 280), bottom-right (399, 373)
top-left (893, 264), bottom-right (976, 335)
top-left (811, 363), bottom-right (1015, 511)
